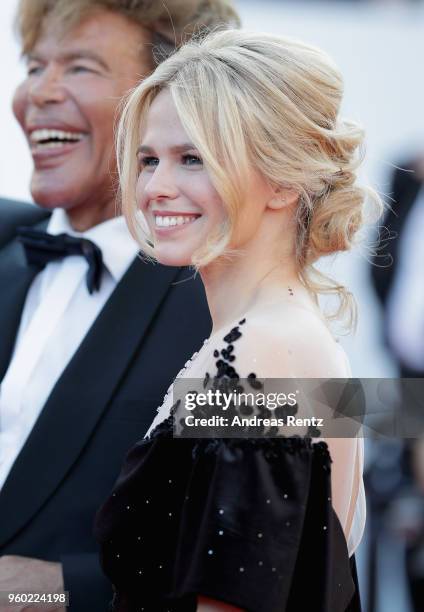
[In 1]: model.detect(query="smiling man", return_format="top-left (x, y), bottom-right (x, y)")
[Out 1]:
top-left (13, 7), bottom-right (156, 230)
top-left (0, 1), bottom-right (239, 610)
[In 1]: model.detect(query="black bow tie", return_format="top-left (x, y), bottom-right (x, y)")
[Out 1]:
top-left (17, 227), bottom-right (104, 294)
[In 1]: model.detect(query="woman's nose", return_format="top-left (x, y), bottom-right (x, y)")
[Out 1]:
top-left (144, 164), bottom-right (179, 201)
top-left (28, 65), bottom-right (66, 107)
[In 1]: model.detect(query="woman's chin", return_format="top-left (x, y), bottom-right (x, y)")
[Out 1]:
top-left (155, 250), bottom-right (193, 268)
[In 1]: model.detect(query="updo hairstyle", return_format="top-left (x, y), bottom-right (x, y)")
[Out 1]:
top-left (118, 29), bottom-right (383, 330)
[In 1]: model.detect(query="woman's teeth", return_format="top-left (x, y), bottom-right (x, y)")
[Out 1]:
top-left (155, 215), bottom-right (199, 227)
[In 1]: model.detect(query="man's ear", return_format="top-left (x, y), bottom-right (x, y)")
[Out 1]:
top-left (267, 186), bottom-right (299, 210)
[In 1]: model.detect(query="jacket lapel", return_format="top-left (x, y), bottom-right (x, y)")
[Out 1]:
top-left (0, 219), bottom-right (49, 381)
top-left (0, 256), bottom-right (181, 547)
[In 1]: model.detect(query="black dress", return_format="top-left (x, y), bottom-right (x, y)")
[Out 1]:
top-left (94, 319), bottom-right (361, 612)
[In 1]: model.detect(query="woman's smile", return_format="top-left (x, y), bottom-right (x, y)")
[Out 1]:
top-left (152, 211), bottom-right (202, 234)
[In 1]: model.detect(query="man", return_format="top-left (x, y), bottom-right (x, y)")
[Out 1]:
top-left (370, 156), bottom-right (424, 377)
top-left (369, 156), bottom-right (424, 612)
top-left (0, 1), bottom-right (240, 610)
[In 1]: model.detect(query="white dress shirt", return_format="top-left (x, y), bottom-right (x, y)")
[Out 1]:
top-left (0, 208), bottom-right (139, 491)
top-left (386, 185), bottom-right (424, 371)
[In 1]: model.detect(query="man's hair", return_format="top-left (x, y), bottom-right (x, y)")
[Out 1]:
top-left (15, 0), bottom-right (241, 62)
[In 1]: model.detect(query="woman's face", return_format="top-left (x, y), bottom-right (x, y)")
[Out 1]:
top-left (136, 89), bottom-right (225, 266)
top-left (136, 88), bottom-right (279, 267)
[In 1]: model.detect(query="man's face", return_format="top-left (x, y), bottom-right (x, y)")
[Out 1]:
top-left (13, 11), bottom-right (150, 222)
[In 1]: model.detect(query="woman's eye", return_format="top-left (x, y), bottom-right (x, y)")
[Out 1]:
top-left (139, 156), bottom-right (159, 168)
top-left (182, 154), bottom-right (203, 166)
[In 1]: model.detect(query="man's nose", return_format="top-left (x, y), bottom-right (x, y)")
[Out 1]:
top-left (28, 66), bottom-right (66, 107)
top-left (144, 163), bottom-right (179, 201)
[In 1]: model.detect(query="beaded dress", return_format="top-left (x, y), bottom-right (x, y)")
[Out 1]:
top-left (94, 318), bottom-right (362, 612)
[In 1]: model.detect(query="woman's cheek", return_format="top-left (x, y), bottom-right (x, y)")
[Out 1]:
top-left (135, 175), bottom-right (147, 211)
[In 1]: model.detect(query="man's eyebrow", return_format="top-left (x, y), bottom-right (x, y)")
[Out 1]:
top-left (136, 143), bottom-right (198, 155)
top-left (26, 53), bottom-right (44, 63)
top-left (27, 50), bottom-right (111, 72)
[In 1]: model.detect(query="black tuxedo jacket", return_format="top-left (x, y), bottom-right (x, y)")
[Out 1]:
top-left (369, 162), bottom-right (423, 375)
top-left (369, 163), bottom-right (422, 307)
top-left (0, 198), bottom-right (212, 610)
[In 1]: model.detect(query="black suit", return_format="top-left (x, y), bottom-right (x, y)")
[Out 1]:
top-left (368, 163), bottom-right (424, 612)
top-left (0, 198), bottom-right (212, 611)
top-left (369, 162), bottom-right (423, 370)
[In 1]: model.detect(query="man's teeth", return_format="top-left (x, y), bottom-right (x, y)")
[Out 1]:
top-left (30, 129), bottom-right (85, 145)
top-left (155, 215), bottom-right (199, 227)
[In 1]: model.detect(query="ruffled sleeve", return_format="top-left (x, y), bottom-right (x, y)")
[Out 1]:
top-left (168, 435), bottom-right (356, 612)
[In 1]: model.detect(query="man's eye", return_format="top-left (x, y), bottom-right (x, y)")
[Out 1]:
top-left (182, 154), bottom-right (203, 166)
top-left (69, 65), bottom-right (95, 74)
top-left (139, 156), bottom-right (159, 168)
top-left (27, 66), bottom-right (43, 76)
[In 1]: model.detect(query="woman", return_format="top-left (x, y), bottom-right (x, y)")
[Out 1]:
top-left (95, 29), bottom-right (381, 611)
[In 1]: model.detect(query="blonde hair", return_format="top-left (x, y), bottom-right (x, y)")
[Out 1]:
top-left (15, 0), bottom-right (240, 62)
top-left (118, 29), bottom-right (383, 331)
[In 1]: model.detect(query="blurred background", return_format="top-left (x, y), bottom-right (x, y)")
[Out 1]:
top-left (1, 0), bottom-right (424, 610)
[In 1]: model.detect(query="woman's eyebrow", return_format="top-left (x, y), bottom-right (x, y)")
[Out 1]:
top-left (136, 143), bottom-right (197, 155)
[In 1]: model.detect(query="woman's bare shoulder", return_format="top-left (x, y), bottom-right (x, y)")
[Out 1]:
top-left (209, 304), bottom-right (350, 380)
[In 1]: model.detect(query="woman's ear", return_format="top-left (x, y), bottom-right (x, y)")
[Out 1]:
top-left (267, 186), bottom-right (299, 210)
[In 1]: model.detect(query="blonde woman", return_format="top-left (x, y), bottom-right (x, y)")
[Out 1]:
top-left (95, 29), bottom-right (380, 611)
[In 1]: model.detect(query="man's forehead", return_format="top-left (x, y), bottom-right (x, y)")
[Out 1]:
top-left (28, 12), bottom-right (145, 59)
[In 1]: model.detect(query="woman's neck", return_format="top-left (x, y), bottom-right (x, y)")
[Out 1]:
top-left (198, 205), bottom-right (319, 336)
top-left (200, 248), bottom-right (305, 336)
